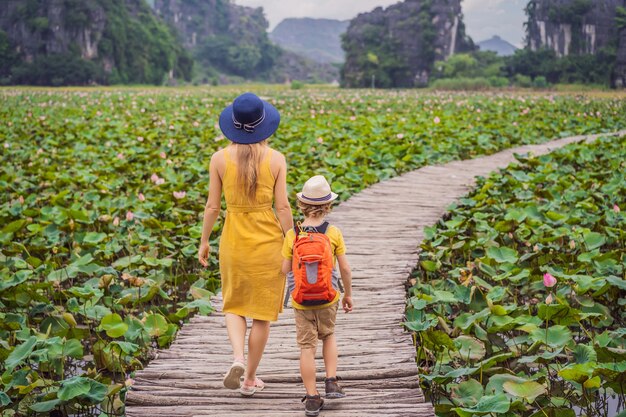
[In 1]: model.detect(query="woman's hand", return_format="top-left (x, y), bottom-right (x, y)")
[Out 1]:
top-left (342, 296), bottom-right (353, 313)
top-left (198, 242), bottom-right (210, 267)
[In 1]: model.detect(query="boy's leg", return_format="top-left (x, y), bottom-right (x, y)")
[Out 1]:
top-left (300, 347), bottom-right (318, 395)
top-left (244, 319), bottom-right (270, 382)
top-left (322, 334), bottom-right (338, 378)
top-left (318, 303), bottom-right (339, 377)
top-left (318, 304), bottom-right (345, 398)
top-left (295, 309), bottom-right (320, 394)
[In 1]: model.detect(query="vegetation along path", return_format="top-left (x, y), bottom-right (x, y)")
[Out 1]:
top-left (125, 130), bottom-right (626, 417)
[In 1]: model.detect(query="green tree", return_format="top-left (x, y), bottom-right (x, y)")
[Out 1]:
top-left (97, 0), bottom-right (191, 84)
top-left (0, 30), bottom-right (18, 82)
top-left (11, 53), bottom-right (101, 85)
top-left (504, 47), bottom-right (615, 86)
top-left (617, 6), bottom-right (626, 30)
top-left (433, 51), bottom-right (504, 80)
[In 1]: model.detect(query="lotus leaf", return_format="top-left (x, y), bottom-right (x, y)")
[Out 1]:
top-left (451, 378), bottom-right (484, 407)
top-left (502, 380), bottom-right (546, 402)
top-left (452, 394), bottom-right (511, 416)
top-left (58, 376), bottom-right (107, 403)
top-left (100, 314), bottom-right (129, 338)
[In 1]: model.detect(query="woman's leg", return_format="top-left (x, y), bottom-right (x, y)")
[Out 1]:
top-left (244, 319), bottom-right (270, 381)
top-left (225, 313), bottom-right (247, 361)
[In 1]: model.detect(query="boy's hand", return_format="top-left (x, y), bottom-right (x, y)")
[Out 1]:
top-left (342, 296), bottom-right (353, 313)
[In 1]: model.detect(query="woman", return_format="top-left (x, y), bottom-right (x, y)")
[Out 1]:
top-left (198, 92), bottom-right (293, 396)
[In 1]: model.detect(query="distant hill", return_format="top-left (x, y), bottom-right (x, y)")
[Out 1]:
top-left (477, 35), bottom-right (518, 56)
top-left (154, 1), bottom-right (338, 83)
top-left (0, 0), bottom-right (337, 86)
top-left (270, 18), bottom-right (349, 64)
top-left (525, 0), bottom-right (626, 87)
top-left (342, 0), bottom-right (475, 88)
top-left (0, 0), bottom-right (192, 86)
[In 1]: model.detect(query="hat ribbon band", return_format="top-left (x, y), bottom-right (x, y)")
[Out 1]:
top-left (233, 109), bottom-right (266, 133)
top-left (302, 193), bottom-right (332, 202)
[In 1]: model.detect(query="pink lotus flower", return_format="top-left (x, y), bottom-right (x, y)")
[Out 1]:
top-left (137, 136), bottom-right (144, 142)
top-left (543, 273), bottom-right (557, 288)
top-left (155, 178), bottom-right (165, 185)
top-left (150, 173), bottom-right (159, 183)
top-left (126, 211), bottom-right (134, 221)
top-left (545, 293), bottom-right (553, 304)
top-left (159, 152), bottom-right (167, 159)
top-left (316, 137), bottom-right (324, 144)
top-left (173, 191), bottom-right (186, 199)
top-left (138, 193), bottom-right (145, 202)
top-left (434, 117), bottom-right (441, 124)
top-left (113, 217), bottom-right (120, 226)
top-left (116, 153), bottom-right (124, 160)
top-left (614, 204), bottom-right (620, 213)
top-left (396, 133), bottom-right (404, 139)
top-left (350, 116), bottom-right (357, 121)
top-left (18, 195), bottom-right (25, 204)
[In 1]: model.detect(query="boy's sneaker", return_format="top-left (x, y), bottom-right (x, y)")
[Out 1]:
top-left (302, 394), bottom-right (324, 416)
top-left (324, 377), bottom-right (346, 399)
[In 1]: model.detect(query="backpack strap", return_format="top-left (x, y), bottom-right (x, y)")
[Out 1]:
top-left (294, 221), bottom-right (330, 237)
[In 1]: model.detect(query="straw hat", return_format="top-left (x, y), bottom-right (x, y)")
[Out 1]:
top-left (297, 175), bottom-right (339, 205)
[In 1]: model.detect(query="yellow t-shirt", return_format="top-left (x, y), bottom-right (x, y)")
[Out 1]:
top-left (282, 224), bottom-right (346, 310)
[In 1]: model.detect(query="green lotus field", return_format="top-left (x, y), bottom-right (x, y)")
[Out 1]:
top-left (1, 86), bottom-right (625, 416)
top-left (409, 135), bottom-right (626, 416)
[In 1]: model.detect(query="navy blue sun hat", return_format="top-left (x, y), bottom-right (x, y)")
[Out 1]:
top-left (218, 92), bottom-right (281, 144)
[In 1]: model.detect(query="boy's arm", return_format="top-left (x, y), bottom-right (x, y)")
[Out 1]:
top-left (336, 254), bottom-right (353, 312)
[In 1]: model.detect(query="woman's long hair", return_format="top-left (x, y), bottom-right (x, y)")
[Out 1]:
top-left (232, 140), bottom-right (267, 201)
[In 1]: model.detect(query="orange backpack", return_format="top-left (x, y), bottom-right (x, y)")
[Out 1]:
top-left (291, 222), bottom-right (337, 306)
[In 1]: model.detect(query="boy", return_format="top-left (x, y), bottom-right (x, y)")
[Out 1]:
top-left (281, 175), bottom-right (353, 417)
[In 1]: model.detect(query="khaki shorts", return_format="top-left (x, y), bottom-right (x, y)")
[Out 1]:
top-left (294, 303), bottom-right (339, 349)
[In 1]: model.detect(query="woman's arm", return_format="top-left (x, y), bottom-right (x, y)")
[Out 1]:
top-left (281, 258), bottom-right (292, 275)
top-left (273, 152), bottom-right (294, 234)
top-left (198, 153), bottom-right (223, 267)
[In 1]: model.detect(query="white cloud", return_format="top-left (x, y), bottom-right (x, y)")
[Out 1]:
top-left (463, 0), bottom-right (504, 12)
top-left (233, 0), bottom-right (526, 47)
top-left (234, 0), bottom-right (401, 29)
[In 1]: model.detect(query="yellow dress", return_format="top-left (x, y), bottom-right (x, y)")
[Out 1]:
top-left (219, 147), bottom-right (285, 321)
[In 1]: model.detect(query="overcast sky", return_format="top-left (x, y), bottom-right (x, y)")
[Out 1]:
top-left (234, 0), bottom-right (527, 47)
